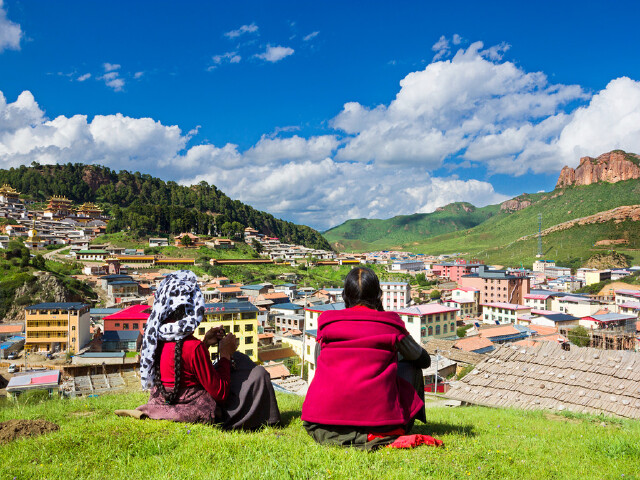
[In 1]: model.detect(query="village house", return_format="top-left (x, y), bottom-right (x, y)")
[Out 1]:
top-left (24, 302), bottom-right (91, 354)
top-left (431, 260), bottom-right (484, 282)
top-left (584, 270), bottom-right (612, 285)
top-left (101, 330), bottom-right (140, 352)
top-left (550, 295), bottom-right (605, 317)
top-left (477, 324), bottom-right (532, 344)
top-left (240, 284), bottom-right (271, 298)
top-left (273, 283), bottom-right (297, 299)
top-left (381, 281), bottom-right (411, 311)
top-left (6, 370), bottom-right (61, 400)
top-left (273, 313), bottom-right (304, 334)
top-left (303, 302), bottom-right (345, 384)
top-left (523, 290), bottom-right (566, 310)
top-left (396, 303), bottom-right (459, 343)
top-left (148, 237), bottom-right (169, 247)
top-left (193, 302), bottom-right (259, 361)
top-left (579, 312), bottom-right (637, 334)
top-left (532, 259), bottom-right (555, 273)
top-left (453, 335), bottom-right (495, 354)
top-left (390, 260), bottom-right (425, 272)
top-left (102, 304), bottom-right (151, 334)
top-left (444, 287), bottom-right (479, 317)
top-left (174, 232), bottom-right (200, 247)
top-left (481, 302), bottom-right (532, 324)
top-left (75, 249), bottom-right (109, 261)
top-left (460, 266), bottom-right (530, 306)
top-left (316, 288), bottom-right (343, 303)
top-left (107, 279), bottom-right (139, 301)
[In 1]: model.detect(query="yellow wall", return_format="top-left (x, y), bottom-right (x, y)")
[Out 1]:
top-left (192, 311), bottom-right (258, 362)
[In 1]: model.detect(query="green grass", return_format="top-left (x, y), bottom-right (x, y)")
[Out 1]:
top-left (0, 392), bottom-right (638, 479)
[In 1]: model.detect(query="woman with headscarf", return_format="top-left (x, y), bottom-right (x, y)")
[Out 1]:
top-left (119, 270), bottom-right (280, 429)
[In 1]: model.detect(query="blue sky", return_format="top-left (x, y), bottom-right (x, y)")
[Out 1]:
top-left (1, 0), bottom-right (640, 230)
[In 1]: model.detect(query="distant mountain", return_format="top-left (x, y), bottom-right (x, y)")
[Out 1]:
top-left (324, 150), bottom-right (640, 267)
top-left (323, 202), bottom-right (501, 252)
top-left (0, 163), bottom-right (332, 251)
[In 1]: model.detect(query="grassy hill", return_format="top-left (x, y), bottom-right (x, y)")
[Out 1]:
top-left (0, 392), bottom-right (638, 479)
top-left (323, 203), bottom-right (501, 252)
top-left (325, 178), bottom-right (640, 267)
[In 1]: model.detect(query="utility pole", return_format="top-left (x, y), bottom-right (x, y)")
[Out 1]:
top-left (434, 349), bottom-right (439, 394)
top-left (300, 286), bottom-right (308, 380)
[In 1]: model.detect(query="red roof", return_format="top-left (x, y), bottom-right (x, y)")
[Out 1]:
top-left (0, 325), bottom-right (23, 334)
top-left (454, 336), bottom-right (493, 352)
top-left (103, 304), bottom-right (151, 321)
top-left (479, 325), bottom-right (521, 338)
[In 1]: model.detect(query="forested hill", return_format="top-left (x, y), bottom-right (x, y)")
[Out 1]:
top-left (0, 163), bottom-right (332, 250)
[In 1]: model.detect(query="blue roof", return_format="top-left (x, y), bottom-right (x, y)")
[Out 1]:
top-left (76, 352), bottom-right (125, 358)
top-left (306, 302), bottom-right (346, 312)
top-left (271, 303), bottom-right (303, 311)
top-left (277, 283), bottom-right (296, 287)
top-left (27, 302), bottom-right (88, 310)
top-left (102, 330), bottom-right (141, 341)
top-left (204, 301), bottom-right (259, 313)
top-left (109, 280), bottom-right (139, 285)
top-left (99, 274), bottom-right (133, 280)
top-left (306, 329), bottom-right (317, 337)
top-left (537, 313), bottom-right (579, 323)
top-left (241, 284), bottom-right (266, 290)
top-left (90, 308), bottom-right (122, 315)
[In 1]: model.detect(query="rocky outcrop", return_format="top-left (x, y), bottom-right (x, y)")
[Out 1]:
top-left (2, 271), bottom-right (94, 323)
top-left (583, 252), bottom-right (629, 269)
top-left (556, 150), bottom-right (640, 188)
top-left (81, 166), bottom-right (111, 192)
top-left (517, 205), bottom-right (640, 241)
top-left (500, 197), bottom-right (532, 212)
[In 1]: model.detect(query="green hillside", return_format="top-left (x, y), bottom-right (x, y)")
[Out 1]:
top-left (0, 163), bottom-right (331, 251)
top-left (324, 177), bottom-right (640, 267)
top-left (323, 202), bottom-right (501, 252)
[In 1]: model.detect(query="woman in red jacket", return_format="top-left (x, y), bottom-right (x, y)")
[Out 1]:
top-left (301, 267), bottom-right (431, 449)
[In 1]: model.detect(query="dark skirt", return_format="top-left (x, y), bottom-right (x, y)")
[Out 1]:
top-left (137, 352), bottom-right (281, 429)
top-left (303, 360), bottom-right (425, 449)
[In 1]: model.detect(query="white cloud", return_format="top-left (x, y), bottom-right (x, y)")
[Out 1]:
top-left (209, 51), bottom-right (242, 69)
top-left (77, 73), bottom-right (91, 82)
top-left (333, 41), bottom-right (586, 175)
top-left (431, 35), bottom-right (450, 61)
top-left (224, 23), bottom-right (258, 39)
top-left (244, 134), bottom-right (339, 164)
top-left (134, 71), bottom-right (144, 79)
top-left (103, 63), bottom-right (121, 72)
top-left (303, 31), bottom-right (319, 42)
top-left (99, 64), bottom-right (125, 91)
top-left (0, 0), bottom-right (22, 53)
top-left (554, 77), bottom-right (640, 166)
top-left (255, 45), bottom-right (294, 63)
top-left (452, 34), bottom-right (462, 45)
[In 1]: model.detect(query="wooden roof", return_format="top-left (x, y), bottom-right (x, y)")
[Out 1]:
top-left (446, 342), bottom-right (640, 419)
top-left (422, 339), bottom-right (485, 365)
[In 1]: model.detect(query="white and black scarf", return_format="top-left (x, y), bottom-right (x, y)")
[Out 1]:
top-left (139, 270), bottom-right (205, 389)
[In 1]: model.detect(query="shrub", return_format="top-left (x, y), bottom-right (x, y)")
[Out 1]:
top-left (568, 325), bottom-right (591, 347)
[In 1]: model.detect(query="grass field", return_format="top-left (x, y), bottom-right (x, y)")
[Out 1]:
top-left (0, 392), bottom-right (638, 479)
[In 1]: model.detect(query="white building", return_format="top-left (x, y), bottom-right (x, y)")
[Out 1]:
top-left (390, 260), bottom-right (424, 272)
top-left (381, 281), bottom-right (410, 311)
top-left (481, 302), bottom-right (532, 325)
top-left (396, 304), bottom-right (459, 343)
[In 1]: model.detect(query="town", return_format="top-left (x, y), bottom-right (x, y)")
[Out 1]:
top-left (0, 183), bottom-right (639, 423)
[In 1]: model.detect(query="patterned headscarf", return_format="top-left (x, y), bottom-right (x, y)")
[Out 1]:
top-left (139, 270), bottom-right (205, 389)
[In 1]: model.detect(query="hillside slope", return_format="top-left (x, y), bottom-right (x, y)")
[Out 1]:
top-left (0, 163), bottom-right (331, 250)
top-left (323, 202), bottom-right (501, 251)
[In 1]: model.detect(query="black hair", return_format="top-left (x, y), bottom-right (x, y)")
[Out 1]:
top-left (342, 267), bottom-right (384, 311)
top-left (152, 305), bottom-right (186, 405)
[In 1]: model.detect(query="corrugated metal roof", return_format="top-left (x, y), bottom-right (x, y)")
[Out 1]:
top-left (26, 302), bottom-right (88, 310)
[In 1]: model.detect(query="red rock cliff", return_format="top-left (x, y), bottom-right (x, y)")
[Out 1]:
top-left (556, 150), bottom-right (640, 188)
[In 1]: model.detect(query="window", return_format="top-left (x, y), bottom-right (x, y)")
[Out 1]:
top-left (123, 323), bottom-right (129, 330)
top-left (245, 336), bottom-right (253, 344)
top-left (443, 324), bottom-right (448, 333)
top-left (71, 326), bottom-right (76, 331)
top-left (245, 323), bottom-right (253, 331)
top-left (435, 325), bottom-right (441, 335)
top-left (199, 327), bottom-right (205, 335)
top-left (143, 323), bottom-right (147, 330)
top-left (133, 323), bottom-right (139, 330)
top-left (115, 323), bottom-right (120, 327)
top-left (234, 325), bottom-right (240, 333)
top-left (306, 345), bottom-right (311, 355)
top-left (451, 322), bottom-right (455, 330)
top-left (245, 349), bottom-right (254, 357)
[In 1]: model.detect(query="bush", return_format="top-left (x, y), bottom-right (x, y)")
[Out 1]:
top-left (456, 364), bottom-right (475, 380)
top-left (457, 325), bottom-right (472, 338)
top-left (568, 325), bottom-right (591, 347)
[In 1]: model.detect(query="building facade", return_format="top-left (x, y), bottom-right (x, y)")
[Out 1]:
top-left (193, 302), bottom-right (259, 362)
top-left (381, 281), bottom-right (410, 311)
top-left (396, 304), bottom-right (459, 343)
top-left (25, 302), bottom-right (90, 354)
top-left (460, 266), bottom-right (530, 307)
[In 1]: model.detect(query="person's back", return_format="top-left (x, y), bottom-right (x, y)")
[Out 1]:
top-left (300, 267), bottom-right (430, 449)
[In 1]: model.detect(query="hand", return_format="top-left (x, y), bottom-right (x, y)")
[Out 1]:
top-left (203, 326), bottom-right (225, 348)
top-left (218, 333), bottom-right (238, 360)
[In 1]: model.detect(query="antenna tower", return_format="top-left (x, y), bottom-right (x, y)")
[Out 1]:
top-left (536, 213), bottom-right (543, 258)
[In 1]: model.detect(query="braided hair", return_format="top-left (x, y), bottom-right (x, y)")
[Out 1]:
top-left (153, 305), bottom-right (186, 405)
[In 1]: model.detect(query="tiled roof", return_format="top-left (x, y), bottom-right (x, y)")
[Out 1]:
top-left (454, 336), bottom-right (494, 352)
top-left (447, 342), bottom-right (640, 419)
top-left (263, 363), bottom-right (291, 379)
top-left (422, 339), bottom-right (485, 365)
top-left (396, 304), bottom-right (459, 316)
top-left (103, 304), bottom-right (151, 321)
top-left (0, 325), bottom-right (23, 334)
top-left (481, 302), bottom-right (531, 310)
top-left (305, 302), bottom-right (345, 313)
top-left (529, 325), bottom-right (559, 336)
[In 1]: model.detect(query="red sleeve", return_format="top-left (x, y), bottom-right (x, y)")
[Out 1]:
top-left (190, 342), bottom-right (231, 403)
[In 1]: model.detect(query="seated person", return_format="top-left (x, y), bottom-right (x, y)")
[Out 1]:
top-left (127, 270), bottom-right (280, 429)
top-left (301, 267), bottom-right (431, 449)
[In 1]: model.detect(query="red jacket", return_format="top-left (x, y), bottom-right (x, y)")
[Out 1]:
top-left (301, 307), bottom-right (424, 427)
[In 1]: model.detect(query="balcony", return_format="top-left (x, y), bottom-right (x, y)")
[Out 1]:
top-left (27, 324), bottom-right (69, 331)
